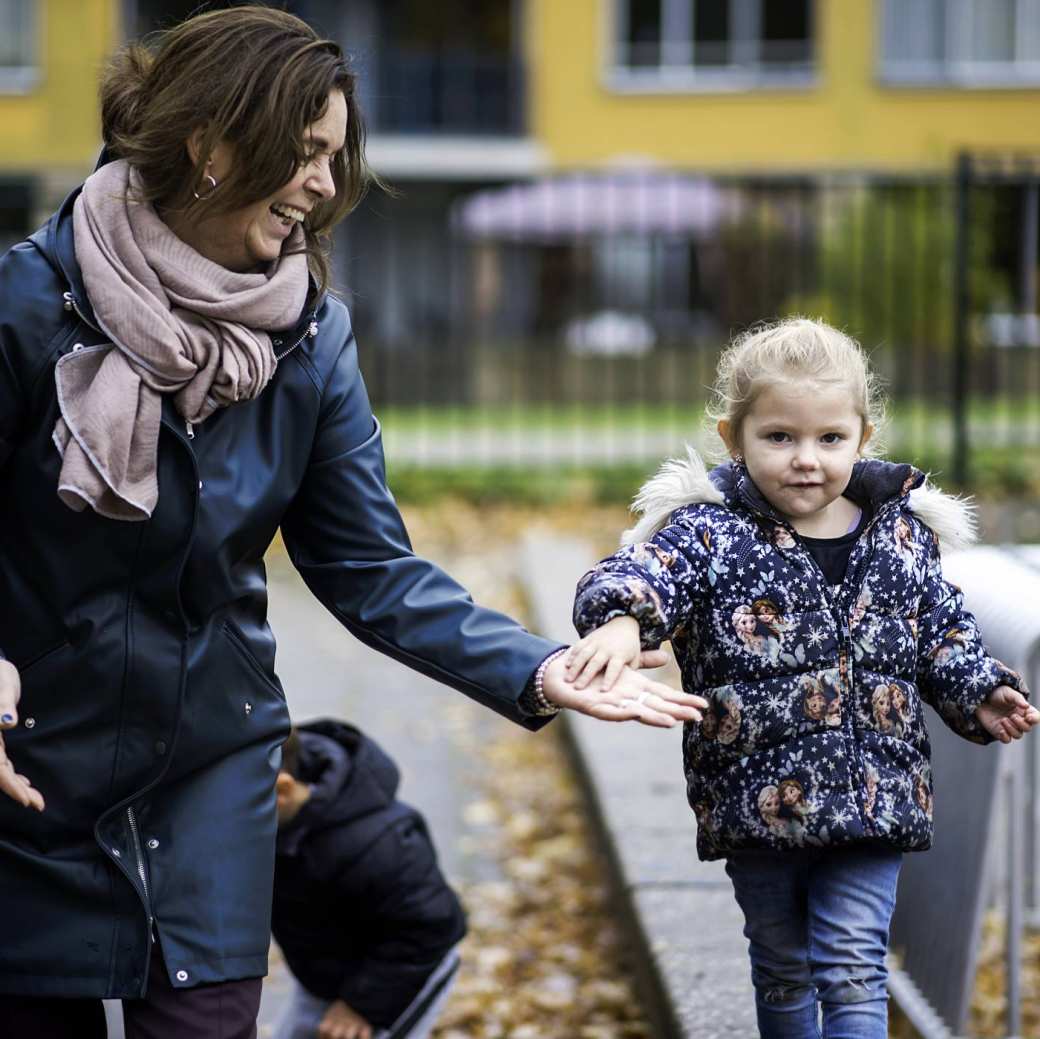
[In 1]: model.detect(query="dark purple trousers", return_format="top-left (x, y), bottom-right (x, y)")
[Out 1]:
top-left (0, 944), bottom-right (262, 1038)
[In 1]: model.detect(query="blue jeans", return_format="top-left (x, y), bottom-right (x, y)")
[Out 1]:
top-left (725, 844), bottom-right (903, 1039)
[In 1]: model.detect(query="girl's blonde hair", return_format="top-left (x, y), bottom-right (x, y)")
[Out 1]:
top-left (706, 318), bottom-right (886, 458)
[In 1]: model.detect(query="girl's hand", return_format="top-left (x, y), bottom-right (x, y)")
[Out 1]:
top-left (0, 660), bottom-right (44, 811)
top-left (543, 652), bottom-right (707, 728)
top-left (975, 685), bottom-right (1040, 744)
top-left (565, 616), bottom-right (643, 692)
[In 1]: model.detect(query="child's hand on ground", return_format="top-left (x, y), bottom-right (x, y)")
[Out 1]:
top-left (975, 685), bottom-right (1040, 744)
top-left (318, 998), bottom-right (372, 1039)
top-left (544, 652), bottom-right (707, 728)
top-left (565, 616), bottom-right (644, 691)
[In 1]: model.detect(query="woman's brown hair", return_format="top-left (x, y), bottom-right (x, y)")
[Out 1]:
top-left (101, 4), bottom-right (370, 294)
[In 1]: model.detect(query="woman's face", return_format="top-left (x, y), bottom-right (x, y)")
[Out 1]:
top-left (183, 88), bottom-right (347, 272)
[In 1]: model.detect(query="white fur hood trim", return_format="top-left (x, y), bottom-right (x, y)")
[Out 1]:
top-left (621, 446), bottom-right (978, 551)
top-left (622, 445), bottom-right (723, 546)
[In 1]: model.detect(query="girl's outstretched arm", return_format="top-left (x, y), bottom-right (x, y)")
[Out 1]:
top-left (572, 511), bottom-right (712, 658)
top-left (914, 525), bottom-right (1029, 743)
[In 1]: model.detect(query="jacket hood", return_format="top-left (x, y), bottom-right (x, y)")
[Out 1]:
top-left (277, 720), bottom-right (401, 855)
top-left (621, 445), bottom-right (977, 551)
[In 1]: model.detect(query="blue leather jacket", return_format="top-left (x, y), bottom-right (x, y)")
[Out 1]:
top-left (0, 182), bottom-right (559, 999)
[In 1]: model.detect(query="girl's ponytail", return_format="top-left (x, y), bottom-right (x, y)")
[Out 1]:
top-left (100, 43), bottom-right (153, 156)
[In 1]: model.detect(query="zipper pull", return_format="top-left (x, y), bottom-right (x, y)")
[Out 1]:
top-left (185, 421), bottom-right (195, 440)
top-left (63, 291), bottom-right (75, 312)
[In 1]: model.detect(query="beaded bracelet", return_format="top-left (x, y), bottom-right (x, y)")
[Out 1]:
top-left (530, 647), bottom-right (568, 716)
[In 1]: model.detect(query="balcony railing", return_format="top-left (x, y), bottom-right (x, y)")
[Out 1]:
top-left (372, 49), bottom-right (525, 136)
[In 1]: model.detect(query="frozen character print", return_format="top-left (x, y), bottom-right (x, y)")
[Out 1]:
top-left (929, 626), bottom-right (970, 668)
top-left (821, 672), bottom-right (842, 728)
top-left (715, 687), bottom-right (743, 747)
top-left (757, 784), bottom-right (788, 837)
top-left (771, 525), bottom-right (796, 550)
top-left (913, 771), bottom-right (933, 819)
top-left (802, 676), bottom-right (827, 723)
top-left (893, 515), bottom-right (918, 569)
top-left (872, 684), bottom-right (896, 735)
top-left (633, 542), bottom-right (677, 578)
top-left (732, 599), bottom-right (787, 662)
top-left (699, 702), bottom-right (719, 741)
top-left (863, 764), bottom-right (879, 819)
top-left (778, 777), bottom-right (810, 827)
top-left (888, 683), bottom-right (909, 738)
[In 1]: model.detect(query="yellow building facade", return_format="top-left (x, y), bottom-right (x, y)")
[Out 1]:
top-left (528, 0), bottom-right (1040, 173)
top-left (1, 0), bottom-right (119, 217)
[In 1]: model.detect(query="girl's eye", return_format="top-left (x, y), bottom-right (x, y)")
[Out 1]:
top-left (821, 433), bottom-right (845, 444)
top-left (766, 432), bottom-right (790, 444)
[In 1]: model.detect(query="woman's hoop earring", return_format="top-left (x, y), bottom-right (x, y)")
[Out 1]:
top-left (193, 174), bottom-right (219, 201)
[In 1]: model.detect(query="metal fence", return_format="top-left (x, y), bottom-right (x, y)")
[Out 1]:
top-left (342, 159), bottom-right (1040, 480)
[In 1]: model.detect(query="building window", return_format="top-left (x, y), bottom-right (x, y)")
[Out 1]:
top-left (881, 0), bottom-right (1040, 86)
top-left (611, 0), bottom-right (815, 90)
top-left (0, 0), bottom-right (37, 92)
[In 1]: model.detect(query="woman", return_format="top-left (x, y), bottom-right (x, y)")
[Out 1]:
top-left (0, 8), bottom-right (703, 1036)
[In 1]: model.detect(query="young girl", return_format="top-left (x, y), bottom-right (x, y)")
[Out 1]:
top-left (564, 318), bottom-right (1039, 1038)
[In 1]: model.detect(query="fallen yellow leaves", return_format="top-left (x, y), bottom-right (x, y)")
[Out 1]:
top-left (432, 694), bottom-right (653, 1039)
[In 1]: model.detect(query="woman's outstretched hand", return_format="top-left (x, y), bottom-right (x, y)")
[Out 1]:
top-left (0, 660), bottom-right (44, 811)
top-left (542, 650), bottom-right (706, 728)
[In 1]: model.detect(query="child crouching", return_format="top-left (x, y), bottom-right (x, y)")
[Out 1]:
top-left (272, 720), bottom-right (465, 1039)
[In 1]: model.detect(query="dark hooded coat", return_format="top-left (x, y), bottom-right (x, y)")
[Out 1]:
top-left (0, 185), bottom-right (558, 999)
top-left (272, 721), bottom-right (466, 1028)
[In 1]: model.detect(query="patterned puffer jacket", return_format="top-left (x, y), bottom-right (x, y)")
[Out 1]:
top-left (573, 452), bottom-right (1024, 861)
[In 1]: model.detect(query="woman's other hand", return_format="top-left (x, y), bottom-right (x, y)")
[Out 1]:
top-left (564, 616), bottom-right (643, 692)
top-left (0, 660), bottom-right (44, 811)
top-left (544, 652), bottom-right (706, 728)
top-left (976, 685), bottom-right (1040, 744)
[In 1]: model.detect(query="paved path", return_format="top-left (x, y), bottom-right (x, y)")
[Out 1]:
top-left (519, 533), bottom-right (758, 1039)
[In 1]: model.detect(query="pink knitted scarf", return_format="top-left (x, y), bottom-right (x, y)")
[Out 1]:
top-left (55, 159), bottom-right (309, 521)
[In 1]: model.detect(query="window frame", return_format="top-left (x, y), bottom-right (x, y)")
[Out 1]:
top-left (605, 0), bottom-right (817, 94)
top-left (0, 0), bottom-right (41, 94)
top-left (877, 0), bottom-right (1040, 89)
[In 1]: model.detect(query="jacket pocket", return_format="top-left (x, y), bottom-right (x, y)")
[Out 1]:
top-left (221, 620), bottom-right (285, 702)
top-left (13, 639), bottom-right (71, 675)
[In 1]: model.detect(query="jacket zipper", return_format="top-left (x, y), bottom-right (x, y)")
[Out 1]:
top-left (126, 806), bottom-right (155, 941)
top-left (274, 319), bottom-right (319, 362)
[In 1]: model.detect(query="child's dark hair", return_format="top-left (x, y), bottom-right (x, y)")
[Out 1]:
top-left (281, 728), bottom-right (301, 778)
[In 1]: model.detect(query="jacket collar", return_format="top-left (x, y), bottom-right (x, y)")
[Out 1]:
top-left (717, 458), bottom-right (925, 525)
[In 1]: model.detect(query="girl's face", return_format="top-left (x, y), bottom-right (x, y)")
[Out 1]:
top-left (780, 782), bottom-right (800, 805)
top-left (805, 691), bottom-right (825, 718)
top-left (874, 689), bottom-right (891, 715)
top-left (891, 687), bottom-right (907, 712)
top-left (754, 602), bottom-right (778, 623)
top-left (719, 383), bottom-right (871, 533)
top-left (760, 790), bottom-right (779, 816)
